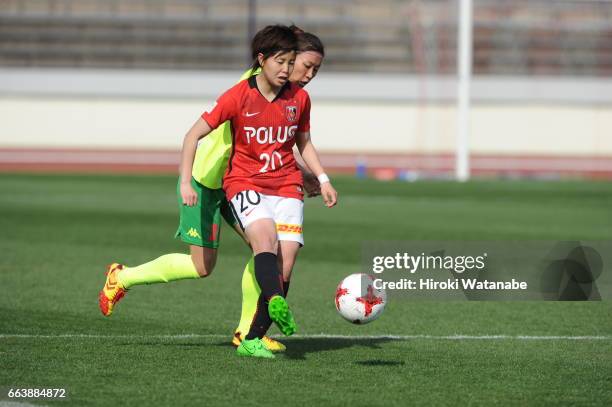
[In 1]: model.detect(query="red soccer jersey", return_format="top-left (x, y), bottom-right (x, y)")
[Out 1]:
top-left (202, 76), bottom-right (311, 200)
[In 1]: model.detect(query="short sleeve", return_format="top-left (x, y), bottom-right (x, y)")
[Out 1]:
top-left (297, 94), bottom-right (311, 133)
top-left (201, 89), bottom-right (239, 130)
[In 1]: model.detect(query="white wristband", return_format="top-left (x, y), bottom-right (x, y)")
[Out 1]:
top-left (317, 173), bottom-right (330, 184)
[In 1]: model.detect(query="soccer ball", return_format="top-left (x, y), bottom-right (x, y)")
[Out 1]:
top-left (335, 273), bottom-right (386, 324)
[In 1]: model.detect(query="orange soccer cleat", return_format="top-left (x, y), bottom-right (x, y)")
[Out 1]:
top-left (98, 263), bottom-right (127, 317)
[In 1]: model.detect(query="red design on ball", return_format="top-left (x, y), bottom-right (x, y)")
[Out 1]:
top-left (355, 285), bottom-right (384, 317)
top-left (335, 286), bottom-right (349, 310)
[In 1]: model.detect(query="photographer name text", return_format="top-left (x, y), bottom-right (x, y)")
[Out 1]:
top-left (371, 252), bottom-right (528, 291)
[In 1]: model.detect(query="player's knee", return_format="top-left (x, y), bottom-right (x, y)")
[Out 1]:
top-left (245, 219), bottom-right (278, 253)
top-left (193, 256), bottom-right (216, 278)
top-left (252, 235), bottom-right (278, 254)
top-left (265, 236), bottom-right (278, 253)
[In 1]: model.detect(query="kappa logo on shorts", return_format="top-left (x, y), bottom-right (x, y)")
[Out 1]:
top-left (276, 223), bottom-right (302, 234)
top-left (187, 228), bottom-right (201, 239)
top-left (286, 106), bottom-right (297, 122)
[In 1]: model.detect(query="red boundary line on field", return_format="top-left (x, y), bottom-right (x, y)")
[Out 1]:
top-left (1, 148), bottom-right (611, 179)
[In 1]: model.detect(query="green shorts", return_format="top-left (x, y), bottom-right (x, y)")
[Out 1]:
top-left (174, 177), bottom-right (237, 249)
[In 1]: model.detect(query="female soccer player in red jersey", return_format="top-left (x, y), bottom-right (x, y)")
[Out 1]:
top-left (180, 25), bottom-right (337, 358)
top-left (231, 26), bottom-right (326, 350)
top-left (99, 25), bottom-right (329, 357)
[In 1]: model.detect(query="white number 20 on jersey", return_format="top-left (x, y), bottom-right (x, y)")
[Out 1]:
top-left (259, 151), bottom-right (283, 173)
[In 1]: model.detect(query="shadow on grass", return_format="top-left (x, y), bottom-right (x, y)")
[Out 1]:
top-left (355, 359), bottom-right (405, 367)
top-left (277, 337), bottom-right (398, 360)
top-left (114, 337), bottom-right (407, 364)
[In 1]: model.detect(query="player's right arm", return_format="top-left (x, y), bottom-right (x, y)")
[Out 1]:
top-left (179, 118), bottom-right (213, 206)
top-left (180, 87), bottom-right (239, 206)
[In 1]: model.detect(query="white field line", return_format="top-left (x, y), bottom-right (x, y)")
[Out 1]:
top-left (0, 333), bottom-right (609, 341)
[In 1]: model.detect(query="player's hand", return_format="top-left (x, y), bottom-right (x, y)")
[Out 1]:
top-left (180, 182), bottom-right (198, 206)
top-left (321, 182), bottom-right (337, 208)
top-left (302, 171), bottom-right (321, 197)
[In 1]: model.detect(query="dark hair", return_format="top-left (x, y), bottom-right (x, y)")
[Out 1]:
top-left (251, 25), bottom-right (298, 69)
top-left (290, 25), bottom-right (325, 57)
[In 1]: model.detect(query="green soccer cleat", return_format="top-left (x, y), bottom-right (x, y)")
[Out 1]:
top-left (236, 338), bottom-right (275, 359)
top-left (268, 295), bottom-right (297, 336)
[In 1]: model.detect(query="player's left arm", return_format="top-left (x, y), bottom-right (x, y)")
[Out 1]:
top-left (292, 146), bottom-right (321, 197)
top-left (296, 131), bottom-right (337, 208)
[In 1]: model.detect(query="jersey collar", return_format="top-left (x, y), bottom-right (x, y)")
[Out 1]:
top-left (248, 75), bottom-right (290, 102)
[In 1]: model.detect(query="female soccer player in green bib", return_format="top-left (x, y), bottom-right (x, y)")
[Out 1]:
top-left (99, 26), bottom-right (328, 354)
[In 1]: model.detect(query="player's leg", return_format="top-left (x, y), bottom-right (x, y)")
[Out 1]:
top-left (188, 245), bottom-right (217, 277)
top-left (99, 255), bottom-right (206, 318)
top-left (234, 217), bottom-right (285, 358)
top-left (98, 177), bottom-right (221, 316)
top-left (243, 218), bottom-right (285, 301)
top-left (245, 196), bottom-right (304, 341)
top-left (229, 191), bottom-right (286, 307)
top-left (277, 240), bottom-right (301, 290)
top-left (222, 198), bottom-right (258, 341)
top-left (230, 192), bottom-right (297, 358)
top-left (274, 196), bottom-right (304, 287)
top-left (232, 256), bottom-right (260, 343)
top-left (239, 195), bottom-right (302, 339)
top-left (244, 240), bottom-right (300, 341)
top-left (221, 198), bottom-right (286, 351)
top-left (231, 259), bottom-right (289, 352)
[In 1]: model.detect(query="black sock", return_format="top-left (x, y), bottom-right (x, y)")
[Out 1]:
top-left (246, 280), bottom-right (291, 340)
top-left (245, 253), bottom-right (283, 340)
top-left (254, 252), bottom-right (283, 301)
top-left (245, 293), bottom-right (272, 340)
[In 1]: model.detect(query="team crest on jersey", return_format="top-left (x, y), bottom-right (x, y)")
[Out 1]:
top-left (286, 106), bottom-right (297, 122)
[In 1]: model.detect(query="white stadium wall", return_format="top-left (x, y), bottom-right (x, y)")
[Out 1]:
top-left (1, 97), bottom-right (612, 156)
top-left (1, 69), bottom-right (611, 176)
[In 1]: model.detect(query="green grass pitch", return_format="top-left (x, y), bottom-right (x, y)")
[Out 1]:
top-left (0, 174), bottom-right (611, 406)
